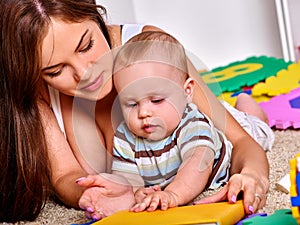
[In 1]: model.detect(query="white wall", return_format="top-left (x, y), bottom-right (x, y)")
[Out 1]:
top-left (99, 0), bottom-right (136, 24)
top-left (98, 0), bottom-right (283, 69)
top-left (277, 0), bottom-right (300, 62)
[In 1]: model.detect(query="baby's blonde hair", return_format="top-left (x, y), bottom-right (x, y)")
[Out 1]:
top-left (113, 31), bottom-right (189, 81)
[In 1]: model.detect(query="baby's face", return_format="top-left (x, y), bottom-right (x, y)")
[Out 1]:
top-left (114, 62), bottom-right (189, 141)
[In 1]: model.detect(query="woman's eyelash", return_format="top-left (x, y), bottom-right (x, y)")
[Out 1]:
top-left (45, 66), bottom-right (64, 78)
top-left (80, 39), bottom-right (95, 53)
top-left (44, 39), bottom-right (94, 77)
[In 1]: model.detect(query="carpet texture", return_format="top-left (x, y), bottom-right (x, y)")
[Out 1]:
top-left (1, 129), bottom-right (298, 225)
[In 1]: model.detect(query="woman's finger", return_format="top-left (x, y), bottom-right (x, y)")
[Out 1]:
top-left (242, 181), bottom-right (266, 214)
top-left (227, 174), bottom-right (244, 203)
top-left (193, 185), bottom-right (228, 205)
top-left (76, 173), bottom-right (131, 189)
top-left (229, 173), bottom-right (268, 214)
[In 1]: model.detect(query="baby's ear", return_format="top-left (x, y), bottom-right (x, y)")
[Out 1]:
top-left (183, 77), bottom-right (195, 103)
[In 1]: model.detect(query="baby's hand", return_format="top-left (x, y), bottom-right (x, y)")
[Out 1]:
top-left (134, 185), bottom-right (161, 203)
top-left (131, 190), bottom-right (178, 212)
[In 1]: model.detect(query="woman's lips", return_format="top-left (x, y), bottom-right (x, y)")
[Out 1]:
top-left (81, 75), bottom-right (104, 92)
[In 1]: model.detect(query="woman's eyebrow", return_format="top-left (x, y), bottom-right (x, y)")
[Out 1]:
top-left (42, 63), bottom-right (62, 72)
top-left (74, 29), bottom-right (89, 52)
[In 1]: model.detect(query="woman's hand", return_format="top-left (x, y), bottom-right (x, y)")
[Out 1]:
top-left (76, 173), bottom-right (135, 221)
top-left (194, 173), bottom-right (269, 214)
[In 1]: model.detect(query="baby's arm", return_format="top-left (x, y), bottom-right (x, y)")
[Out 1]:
top-left (131, 147), bottom-right (214, 212)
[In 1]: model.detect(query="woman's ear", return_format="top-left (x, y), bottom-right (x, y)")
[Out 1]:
top-left (183, 77), bottom-right (195, 103)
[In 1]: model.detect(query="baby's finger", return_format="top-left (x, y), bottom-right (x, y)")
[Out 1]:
top-left (146, 195), bottom-right (160, 212)
top-left (159, 197), bottom-right (169, 211)
top-left (134, 189), bottom-right (147, 203)
top-left (130, 202), bottom-right (148, 212)
top-left (152, 185), bottom-right (161, 191)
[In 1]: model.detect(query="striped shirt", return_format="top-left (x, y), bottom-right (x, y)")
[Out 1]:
top-left (112, 103), bottom-right (232, 190)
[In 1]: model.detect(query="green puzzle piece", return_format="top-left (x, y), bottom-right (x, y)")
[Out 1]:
top-left (242, 209), bottom-right (298, 225)
top-left (199, 56), bottom-right (292, 96)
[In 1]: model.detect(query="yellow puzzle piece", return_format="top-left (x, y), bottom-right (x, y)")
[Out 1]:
top-left (252, 61), bottom-right (300, 97)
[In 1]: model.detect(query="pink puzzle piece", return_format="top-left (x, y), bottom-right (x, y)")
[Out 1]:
top-left (259, 88), bottom-right (300, 129)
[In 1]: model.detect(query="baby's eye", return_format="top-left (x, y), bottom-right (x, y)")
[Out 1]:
top-left (151, 98), bottom-right (164, 104)
top-left (126, 102), bottom-right (137, 107)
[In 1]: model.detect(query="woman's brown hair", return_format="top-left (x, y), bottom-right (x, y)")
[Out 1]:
top-left (0, 0), bottom-right (110, 222)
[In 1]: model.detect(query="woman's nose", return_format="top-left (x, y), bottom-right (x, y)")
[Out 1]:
top-left (73, 62), bottom-right (91, 82)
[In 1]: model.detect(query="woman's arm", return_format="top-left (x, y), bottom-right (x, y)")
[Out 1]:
top-left (40, 100), bottom-right (136, 220)
top-left (188, 63), bottom-right (269, 214)
top-left (39, 99), bottom-right (88, 208)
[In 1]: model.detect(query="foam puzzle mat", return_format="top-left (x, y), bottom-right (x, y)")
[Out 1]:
top-left (290, 154), bottom-right (300, 224)
top-left (259, 87), bottom-right (300, 129)
top-left (199, 56), bottom-right (292, 96)
top-left (252, 61), bottom-right (300, 97)
top-left (218, 90), bottom-right (270, 106)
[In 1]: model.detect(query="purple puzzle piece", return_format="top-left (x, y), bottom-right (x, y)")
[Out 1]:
top-left (260, 87), bottom-right (300, 129)
top-left (235, 213), bottom-right (267, 225)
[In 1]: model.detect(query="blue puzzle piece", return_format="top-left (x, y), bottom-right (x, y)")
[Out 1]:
top-left (231, 90), bottom-right (252, 97)
top-left (290, 96), bottom-right (300, 109)
top-left (291, 173), bottom-right (300, 206)
top-left (71, 220), bottom-right (96, 225)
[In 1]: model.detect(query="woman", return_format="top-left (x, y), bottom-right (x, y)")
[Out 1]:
top-left (0, 0), bottom-right (269, 222)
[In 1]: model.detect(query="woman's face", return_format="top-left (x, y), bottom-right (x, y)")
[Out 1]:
top-left (41, 18), bottom-right (113, 100)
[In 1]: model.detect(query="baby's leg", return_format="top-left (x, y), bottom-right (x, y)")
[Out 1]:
top-left (235, 93), bottom-right (268, 124)
top-left (222, 93), bottom-right (274, 151)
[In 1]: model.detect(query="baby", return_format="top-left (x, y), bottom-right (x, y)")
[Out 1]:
top-left (112, 31), bottom-right (233, 212)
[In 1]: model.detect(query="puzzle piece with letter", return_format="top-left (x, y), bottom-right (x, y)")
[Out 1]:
top-left (290, 153), bottom-right (300, 224)
top-left (200, 56), bottom-right (292, 96)
top-left (259, 87), bottom-right (300, 129)
top-left (241, 209), bottom-right (297, 225)
top-left (252, 61), bottom-right (300, 97)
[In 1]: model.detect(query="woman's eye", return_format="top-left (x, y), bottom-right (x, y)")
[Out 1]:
top-left (45, 67), bottom-right (63, 78)
top-left (80, 39), bottom-right (95, 53)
